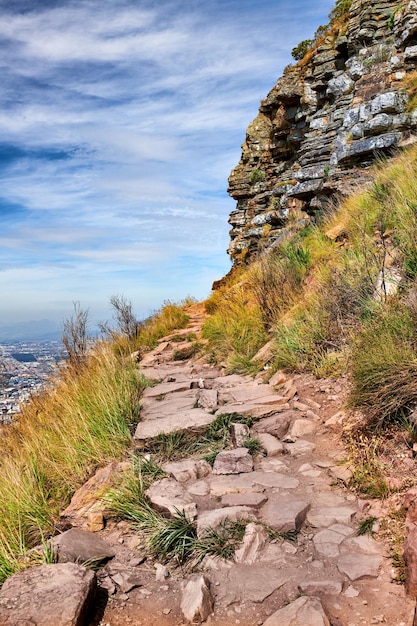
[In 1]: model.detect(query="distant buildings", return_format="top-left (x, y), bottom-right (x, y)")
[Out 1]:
top-left (0, 340), bottom-right (62, 423)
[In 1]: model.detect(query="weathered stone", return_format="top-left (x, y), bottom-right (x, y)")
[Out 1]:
top-left (230, 422), bottom-right (250, 447)
top-left (145, 478), bottom-right (197, 519)
top-left (0, 563), bottom-right (96, 626)
top-left (257, 432), bottom-right (284, 456)
top-left (290, 418), bottom-right (317, 438)
top-left (181, 574), bottom-right (214, 623)
top-left (405, 524), bottom-right (417, 596)
top-left (234, 523), bottom-right (269, 564)
top-left (196, 389), bottom-right (218, 410)
top-left (308, 506), bottom-right (356, 527)
top-left (284, 439), bottom-right (316, 456)
top-left (134, 408), bottom-right (216, 440)
top-left (142, 380), bottom-right (192, 398)
top-left (187, 480), bottom-right (210, 497)
top-left (163, 459), bottom-right (211, 483)
top-left (313, 524), bottom-right (354, 558)
top-left (298, 580), bottom-right (343, 595)
top-left (268, 370), bottom-right (287, 387)
top-left (263, 596), bottom-right (330, 626)
top-left (208, 473), bottom-right (264, 496)
top-left (61, 461), bottom-right (129, 525)
top-left (251, 340), bottom-right (275, 364)
top-left (197, 506), bottom-right (255, 537)
top-left (337, 553), bottom-right (383, 580)
top-left (221, 492), bottom-right (268, 508)
top-left (251, 470), bottom-right (299, 489)
top-left (216, 563), bottom-right (287, 603)
top-left (212, 447), bottom-right (254, 475)
top-left (260, 497), bottom-right (310, 532)
top-left (253, 413), bottom-right (292, 439)
top-left (87, 511), bottom-right (105, 533)
top-left (52, 528), bottom-right (115, 565)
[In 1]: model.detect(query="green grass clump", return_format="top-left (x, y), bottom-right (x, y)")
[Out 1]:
top-left (350, 302), bottom-right (417, 425)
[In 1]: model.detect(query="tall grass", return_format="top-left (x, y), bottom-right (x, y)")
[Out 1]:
top-left (202, 283), bottom-right (267, 373)
top-left (0, 341), bottom-right (146, 584)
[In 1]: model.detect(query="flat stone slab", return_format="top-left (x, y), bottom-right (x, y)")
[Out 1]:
top-left (260, 497), bottom-right (310, 532)
top-left (197, 506), bottom-right (256, 536)
top-left (208, 474), bottom-right (265, 496)
top-left (216, 563), bottom-right (288, 603)
top-left (313, 524), bottom-right (354, 558)
top-left (337, 553), bottom-right (384, 580)
top-left (308, 506), bottom-right (356, 527)
top-left (212, 447), bottom-right (254, 474)
top-left (215, 402), bottom-right (290, 419)
top-left (257, 457), bottom-right (290, 473)
top-left (221, 493), bottom-right (268, 508)
top-left (140, 394), bottom-right (197, 416)
top-left (0, 563), bottom-right (96, 626)
top-left (263, 596), bottom-right (330, 626)
top-left (251, 470), bottom-right (299, 489)
top-left (134, 408), bottom-right (216, 440)
top-left (142, 380), bottom-right (192, 397)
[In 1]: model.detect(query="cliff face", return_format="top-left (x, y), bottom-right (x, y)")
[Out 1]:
top-left (227, 0), bottom-right (417, 263)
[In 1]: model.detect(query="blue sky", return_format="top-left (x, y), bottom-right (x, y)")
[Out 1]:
top-left (0, 0), bottom-right (334, 327)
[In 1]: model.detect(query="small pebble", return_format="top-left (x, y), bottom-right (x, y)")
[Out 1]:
top-left (162, 608), bottom-right (171, 615)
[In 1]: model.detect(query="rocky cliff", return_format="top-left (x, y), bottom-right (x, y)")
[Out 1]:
top-left (227, 0), bottom-right (417, 263)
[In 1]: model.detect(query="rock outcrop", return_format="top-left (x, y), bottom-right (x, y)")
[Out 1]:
top-left (227, 0), bottom-right (417, 264)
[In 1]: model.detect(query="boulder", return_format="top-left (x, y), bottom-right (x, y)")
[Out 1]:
top-left (181, 574), bottom-right (214, 623)
top-left (0, 563), bottom-right (96, 626)
top-left (263, 596), bottom-right (330, 626)
top-left (52, 528), bottom-right (115, 565)
top-left (212, 448), bottom-right (254, 475)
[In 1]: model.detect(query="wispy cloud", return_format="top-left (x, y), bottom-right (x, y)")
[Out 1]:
top-left (0, 0), bottom-right (334, 326)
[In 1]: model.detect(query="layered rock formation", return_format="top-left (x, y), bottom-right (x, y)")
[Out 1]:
top-left (227, 0), bottom-right (417, 263)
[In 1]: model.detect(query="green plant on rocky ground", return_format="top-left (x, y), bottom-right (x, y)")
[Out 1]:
top-left (357, 517), bottom-right (378, 537)
top-left (250, 169), bottom-right (265, 184)
top-left (173, 341), bottom-right (203, 361)
top-left (346, 431), bottom-right (392, 499)
top-left (243, 437), bottom-right (266, 456)
top-left (144, 413), bottom-right (254, 464)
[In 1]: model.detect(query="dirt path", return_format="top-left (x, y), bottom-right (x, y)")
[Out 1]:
top-left (95, 305), bottom-right (415, 626)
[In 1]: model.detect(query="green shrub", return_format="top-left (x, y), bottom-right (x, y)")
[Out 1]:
top-left (250, 169), bottom-right (265, 184)
top-left (291, 39), bottom-right (314, 61)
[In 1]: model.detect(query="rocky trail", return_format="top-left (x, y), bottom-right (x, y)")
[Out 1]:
top-left (0, 304), bottom-right (415, 626)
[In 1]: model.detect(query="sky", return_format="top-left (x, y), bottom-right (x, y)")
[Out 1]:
top-left (0, 0), bottom-right (334, 329)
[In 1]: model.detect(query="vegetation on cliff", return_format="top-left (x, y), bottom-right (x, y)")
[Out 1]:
top-left (205, 144), bottom-right (417, 427)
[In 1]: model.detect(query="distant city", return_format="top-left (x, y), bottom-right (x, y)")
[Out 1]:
top-left (0, 341), bottom-right (63, 423)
